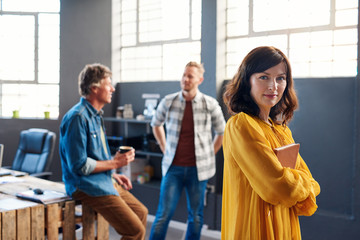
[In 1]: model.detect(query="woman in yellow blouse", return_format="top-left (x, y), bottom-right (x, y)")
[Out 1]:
top-left (221, 46), bottom-right (320, 240)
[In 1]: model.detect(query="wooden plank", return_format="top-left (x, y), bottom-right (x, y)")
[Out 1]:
top-left (2, 210), bottom-right (16, 240)
top-left (96, 213), bottom-right (109, 240)
top-left (82, 204), bottom-right (95, 240)
top-left (17, 207), bottom-right (31, 239)
top-left (62, 201), bottom-right (75, 240)
top-left (46, 203), bottom-right (59, 240)
top-left (31, 205), bottom-right (45, 239)
top-left (0, 175), bottom-right (66, 197)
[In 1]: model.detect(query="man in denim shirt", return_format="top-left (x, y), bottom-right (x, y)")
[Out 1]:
top-left (149, 62), bottom-right (226, 240)
top-left (60, 63), bottom-right (148, 239)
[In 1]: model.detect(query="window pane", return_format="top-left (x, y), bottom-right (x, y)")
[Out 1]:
top-left (253, 0), bottom-right (288, 31)
top-left (2, 0), bottom-right (60, 12)
top-left (0, 1), bottom-right (60, 118)
top-left (226, 38), bottom-right (251, 75)
top-left (334, 29), bottom-right (357, 45)
top-left (226, 0), bottom-right (357, 78)
top-left (310, 46), bottom-right (333, 62)
top-left (38, 14), bottom-right (60, 84)
top-left (121, 0), bottom-right (137, 10)
top-left (115, 0), bottom-right (201, 82)
top-left (0, 15), bottom-right (35, 81)
top-left (292, 62), bottom-right (310, 77)
top-left (191, 0), bottom-right (202, 40)
top-left (227, 6), bottom-right (249, 36)
top-left (290, 33), bottom-right (310, 49)
top-left (121, 10), bottom-right (137, 23)
top-left (333, 60), bottom-right (357, 76)
top-left (253, 0), bottom-right (330, 31)
top-left (289, 48), bottom-right (310, 62)
top-left (310, 31), bottom-right (332, 47)
top-left (121, 45), bottom-right (162, 81)
top-left (336, 0), bottom-right (358, 10)
top-left (310, 62), bottom-right (332, 77)
top-left (333, 45), bottom-right (357, 61)
top-left (162, 0), bottom-right (189, 40)
top-left (2, 84), bottom-right (58, 118)
top-left (336, 9), bottom-right (358, 27)
top-left (163, 42), bottom-right (201, 80)
top-left (138, 0), bottom-right (190, 42)
top-left (138, 0), bottom-right (162, 42)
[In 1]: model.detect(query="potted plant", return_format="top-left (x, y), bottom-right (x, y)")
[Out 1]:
top-left (12, 109), bottom-right (20, 118)
top-left (44, 104), bottom-right (51, 119)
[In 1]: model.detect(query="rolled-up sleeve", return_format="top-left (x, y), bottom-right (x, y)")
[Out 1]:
top-left (81, 157), bottom-right (97, 175)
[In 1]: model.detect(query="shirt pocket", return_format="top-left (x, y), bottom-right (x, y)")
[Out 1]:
top-left (89, 130), bottom-right (102, 152)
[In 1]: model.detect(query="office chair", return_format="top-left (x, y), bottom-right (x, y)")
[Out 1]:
top-left (11, 128), bottom-right (56, 179)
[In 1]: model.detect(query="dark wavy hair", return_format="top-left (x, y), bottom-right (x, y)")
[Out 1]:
top-left (78, 63), bottom-right (112, 97)
top-left (223, 46), bottom-right (298, 125)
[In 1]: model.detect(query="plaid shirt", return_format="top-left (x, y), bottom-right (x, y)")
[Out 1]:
top-left (151, 91), bottom-right (226, 181)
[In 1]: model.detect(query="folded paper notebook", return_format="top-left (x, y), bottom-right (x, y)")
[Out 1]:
top-left (273, 143), bottom-right (300, 169)
top-left (16, 190), bottom-right (71, 204)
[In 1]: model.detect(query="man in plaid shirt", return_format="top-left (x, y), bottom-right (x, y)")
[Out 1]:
top-left (149, 61), bottom-right (226, 240)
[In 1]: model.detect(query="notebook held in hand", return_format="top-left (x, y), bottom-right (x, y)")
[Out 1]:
top-left (273, 143), bottom-right (300, 169)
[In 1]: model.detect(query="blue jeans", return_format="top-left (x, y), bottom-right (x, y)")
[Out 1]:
top-left (149, 165), bottom-right (208, 240)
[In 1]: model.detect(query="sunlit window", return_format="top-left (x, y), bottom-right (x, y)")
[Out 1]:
top-left (225, 0), bottom-right (358, 78)
top-left (112, 0), bottom-right (202, 82)
top-left (0, 0), bottom-right (60, 118)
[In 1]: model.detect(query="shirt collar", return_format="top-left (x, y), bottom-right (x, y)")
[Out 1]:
top-left (81, 97), bottom-right (104, 116)
top-left (179, 90), bottom-right (202, 103)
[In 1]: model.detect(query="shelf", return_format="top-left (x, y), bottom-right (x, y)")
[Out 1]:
top-left (136, 150), bottom-right (162, 158)
top-left (103, 117), bottom-right (151, 124)
top-left (104, 117), bottom-right (152, 138)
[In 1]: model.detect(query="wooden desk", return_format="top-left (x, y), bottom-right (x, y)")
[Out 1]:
top-left (0, 173), bottom-right (109, 240)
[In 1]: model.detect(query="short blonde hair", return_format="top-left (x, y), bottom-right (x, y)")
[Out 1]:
top-left (185, 61), bottom-right (205, 76)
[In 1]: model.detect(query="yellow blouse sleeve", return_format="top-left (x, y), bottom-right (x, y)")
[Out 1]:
top-left (225, 114), bottom-right (320, 209)
top-left (293, 155), bottom-right (320, 215)
top-left (283, 125), bottom-right (320, 215)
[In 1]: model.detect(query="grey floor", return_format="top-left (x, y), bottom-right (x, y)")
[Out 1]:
top-left (108, 215), bottom-right (221, 240)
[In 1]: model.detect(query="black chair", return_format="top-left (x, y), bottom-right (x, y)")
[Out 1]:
top-left (11, 128), bottom-right (56, 179)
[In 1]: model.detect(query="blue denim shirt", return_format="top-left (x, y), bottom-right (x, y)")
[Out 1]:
top-left (60, 98), bottom-right (118, 197)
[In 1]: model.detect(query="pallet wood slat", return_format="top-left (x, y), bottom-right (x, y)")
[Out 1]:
top-left (31, 204), bottom-right (45, 239)
top-left (62, 201), bottom-right (76, 240)
top-left (97, 212), bottom-right (109, 240)
top-left (82, 204), bottom-right (96, 240)
top-left (46, 203), bottom-right (59, 240)
top-left (2, 210), bottom-right (16, 240)
top-left (0, 174), bottom-right (110, 239)
top-left (17, 207), bottom-right (31, 239)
